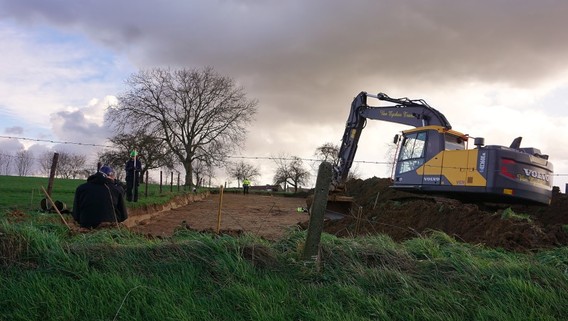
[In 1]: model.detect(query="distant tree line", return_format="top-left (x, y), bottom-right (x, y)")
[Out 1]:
top-left (0, 150), bottom-right (88, 178)
top-left (0, 140), bottom-right (355, 191)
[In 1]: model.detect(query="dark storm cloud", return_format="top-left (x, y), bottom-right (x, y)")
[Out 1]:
top-left (4, 0), bottom-right (567, 82)
top-left (3, 0), bottom-right (568, 177)
top-left (2, 0), bottom-right (567, 124)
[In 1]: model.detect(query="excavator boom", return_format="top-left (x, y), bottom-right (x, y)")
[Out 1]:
top-left (335, 92), bottom-right (451, 187)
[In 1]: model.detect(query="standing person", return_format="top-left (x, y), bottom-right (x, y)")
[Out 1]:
top-left (72, 165), bottom-right (128, 229)
top-left (125, 151), bottom-right (142, 202)
top-left (242, 177), bottom-right (251, 195)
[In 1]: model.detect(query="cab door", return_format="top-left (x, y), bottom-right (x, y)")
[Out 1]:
top-left (415, 130), bottom-right (443, 185)
top-left (394, 131), bottom-right (430, 185)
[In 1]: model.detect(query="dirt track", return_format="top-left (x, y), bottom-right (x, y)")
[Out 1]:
top-left (130, 193), bottom-right (310, 240)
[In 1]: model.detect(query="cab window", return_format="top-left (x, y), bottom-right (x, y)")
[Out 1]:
top-left (398, 131), bottom-right (426, 173)
top-left (445, 135), bottom-right (465, 150)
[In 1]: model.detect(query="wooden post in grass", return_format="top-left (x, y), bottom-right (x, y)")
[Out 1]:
top-left (302, 161), bottom-right (332, 260)
top-left (145, 171), bottom-right (149, 197)
top-left (355, 206), bottom-right (363, 235)
top-left (46, 153), bottom-right (59, 197)
top-left (216, 185), bottom-right (224, 234)
top-left (373, 192), bottom-right (380, 209)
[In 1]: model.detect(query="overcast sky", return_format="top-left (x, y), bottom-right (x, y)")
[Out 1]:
top-left (0, 0), bottom-right (567, 189)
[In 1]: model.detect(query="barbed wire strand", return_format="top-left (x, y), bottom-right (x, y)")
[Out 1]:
top-left (1, 135), bottom-right (567, 175)
top-left (0, 135), bottom-right (391, 165)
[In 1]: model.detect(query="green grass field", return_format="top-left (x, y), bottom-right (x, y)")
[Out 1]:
top-left (0, 175), bottom-right (190, 212)
top-left (1, 176), bottom-right (567, 320)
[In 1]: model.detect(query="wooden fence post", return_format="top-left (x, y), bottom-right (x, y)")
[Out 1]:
top-left (217, 185), bottom-right (224, 234)
top-left (46, 152), bottom-right (59, 197)
top-left (302, 161), bottom-right (332, 260)
top-left (145, 171), bottom-right (149, 197)
top-left (355, 206), bottom-right (363, 235)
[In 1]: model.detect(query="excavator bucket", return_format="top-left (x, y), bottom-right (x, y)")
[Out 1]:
top-left (306, 193), bottom-right (353, 220)
top-left (325, 194), bottom-right (353, 220)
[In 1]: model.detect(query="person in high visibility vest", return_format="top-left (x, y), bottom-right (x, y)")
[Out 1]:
top-left (242, 178), bottom-right (251, 195)
top-left (125, 151), bottom-right (142, 202)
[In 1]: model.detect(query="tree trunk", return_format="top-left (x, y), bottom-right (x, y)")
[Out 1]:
top-left (184, 161), bottom-right (193, 187)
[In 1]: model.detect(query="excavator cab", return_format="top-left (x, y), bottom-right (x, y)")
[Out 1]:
top-left (393, 126), bottom-right (470, 187)
top-left (391, 125), bottom-right (553, 204)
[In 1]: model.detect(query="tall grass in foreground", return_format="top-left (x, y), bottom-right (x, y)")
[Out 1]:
top-left (1, 211), bottom-right (567, 321)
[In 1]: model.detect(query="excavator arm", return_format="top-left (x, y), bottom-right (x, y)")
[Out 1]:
top-left (333, 91), bottom-right (452, 189)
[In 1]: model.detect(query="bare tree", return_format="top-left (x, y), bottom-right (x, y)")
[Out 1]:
top-left (15, 150), bottom-right (34, 176)
top-left (314, 142), bottom-right (365, 182)
top-left (273, 156), bottom-right (310, 193)
top-left (314, 142), bottom-right (340, 165)
top-left (311, 142), bottom-right (340, 177)
top-left (98, 149), bottom-right (127, 181)
top-left (57, 152), bottom-right (87, 179)
top-left (0, 151), bottom-right (12, 175)
top-left (107, 66), bottom-right (258, 187)
top-left (193, 158), bottom-right (214, 188)
top-left (38, 151), bottom-right (55, 177)
top-left (347, 164), bottom-right (361, 181)
top-left (200, 164), bottom-right (215, 187)
top-left (70, 154), bottom-right (87, 179)
top-left (104, 129), bottom-right (175, 183)
top-left (226, 160), bottom-right (260, 187)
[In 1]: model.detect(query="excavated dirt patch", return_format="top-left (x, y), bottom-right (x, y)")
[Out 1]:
top-left (127, 179), bottom-right (567, 252)
top-left (318, 177), bottom-right (568, 252)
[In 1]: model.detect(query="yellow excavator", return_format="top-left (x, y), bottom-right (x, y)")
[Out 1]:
top-left (332, 91), bottom-right (554, 205)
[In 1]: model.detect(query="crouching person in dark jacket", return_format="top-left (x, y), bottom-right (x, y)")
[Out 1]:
top-left (72, 165), bottom-right (128, 229)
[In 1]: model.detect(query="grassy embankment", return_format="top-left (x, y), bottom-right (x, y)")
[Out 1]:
top-left (1, 176), bottom-right (567, 320)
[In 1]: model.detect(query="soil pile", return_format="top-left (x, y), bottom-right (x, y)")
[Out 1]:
top-left (321, 177), bottom-right (568, 252)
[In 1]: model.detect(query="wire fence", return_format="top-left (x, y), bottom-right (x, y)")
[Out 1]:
top-left (1, 135), bottom-right (567, 182)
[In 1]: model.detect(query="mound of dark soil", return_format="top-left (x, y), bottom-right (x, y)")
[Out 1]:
top-left (321, 177), bottom-right (568, 252)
